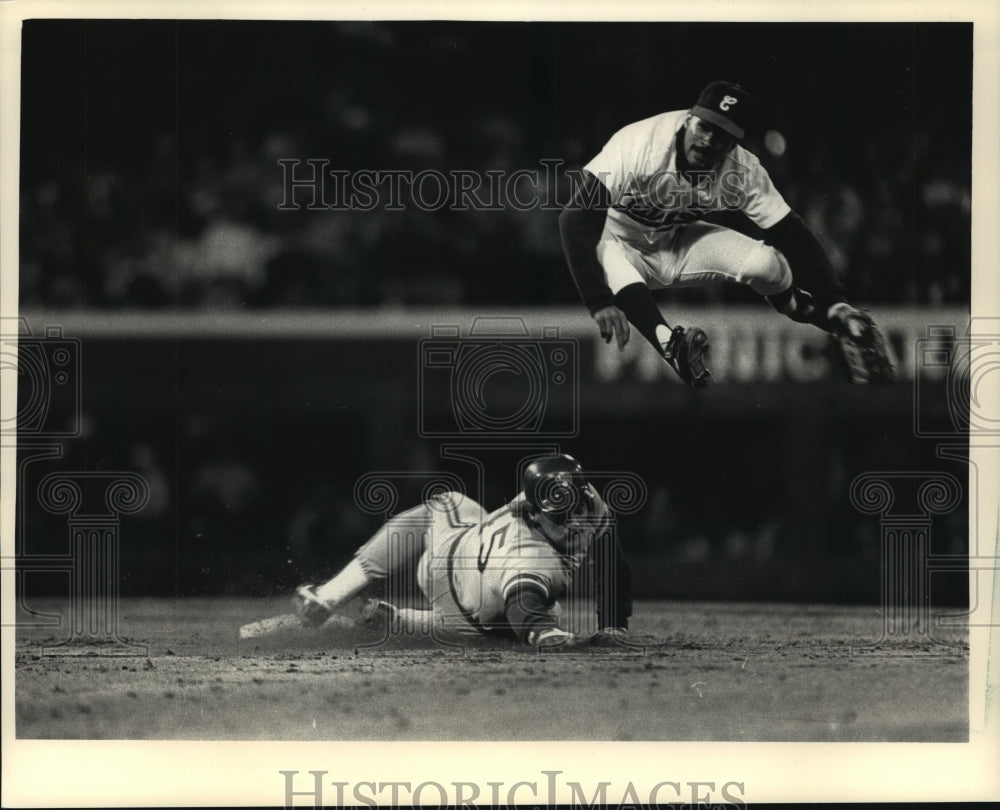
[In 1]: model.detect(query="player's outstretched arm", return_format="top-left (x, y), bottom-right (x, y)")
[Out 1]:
top-left (504, 581), bottom-right (576, 649)
top-left (560, 174), bottom-right (634, 352)
top-left (559, 172), bottom-right (616, 309)
top-left (590, 531), bottom-right (633, 634)
top-left (591, 303), bottom-right (631, 350)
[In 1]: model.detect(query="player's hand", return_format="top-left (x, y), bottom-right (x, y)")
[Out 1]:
top-left (593, 305), bottom-right (630, 351)
top-left (528, 627), bottom-right (577, 649)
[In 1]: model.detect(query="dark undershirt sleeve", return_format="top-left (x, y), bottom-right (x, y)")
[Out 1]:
top-left (558, 170), bottom-right (614, 314)
top-left (589, 532), bottom-right (633, 630)
top-left (764, 211), bottom-right (848, 315)
top-left (504, 584), bottom-right (557, 644)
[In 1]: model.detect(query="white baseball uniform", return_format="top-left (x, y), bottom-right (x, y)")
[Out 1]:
top-left (418, 490), bottom-right (610, 638)
top-left (584, 110), bottom-right (792, 295)
top-left (353, 489), bottom-right (611, 640)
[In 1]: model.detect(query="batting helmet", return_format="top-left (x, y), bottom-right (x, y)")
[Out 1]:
top-left (521, 454), bottom-right (593, 524)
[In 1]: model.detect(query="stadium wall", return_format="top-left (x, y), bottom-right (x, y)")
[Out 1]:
top-left (12, 306), bottom-right (970, 604)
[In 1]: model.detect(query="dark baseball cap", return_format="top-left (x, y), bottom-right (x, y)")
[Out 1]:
top-left (690, 81), bottom-right (752, 140)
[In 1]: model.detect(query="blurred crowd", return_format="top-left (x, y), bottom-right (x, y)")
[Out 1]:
top-left (18, 123), bottom-right (970, 310)
top-left (18, 23), bottom-right (970, 311)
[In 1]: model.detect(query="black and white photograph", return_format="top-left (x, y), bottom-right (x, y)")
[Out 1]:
top-left (2, 0), bottom-right (998, 806)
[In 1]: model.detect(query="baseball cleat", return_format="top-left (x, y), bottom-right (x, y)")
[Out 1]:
top-left (527, 627), bottom-right (577, 649)
top-left (293, 584), bottom-right (333, 628)
top-left (359, 598), bottom-right (399, 632)
top-left (662, 325), bottom-right (712, 388)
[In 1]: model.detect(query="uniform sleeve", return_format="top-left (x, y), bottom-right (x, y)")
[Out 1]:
top-left (734, 149), bottom-right (791, 229)
top-left (559, 125), bottom-right (635, 316)
top-left (503, 584), bottom-right (558, 643)
top-left (583, 129), bottom-right (629, 204)
top-left (500, 551), bottom-right (564, 644)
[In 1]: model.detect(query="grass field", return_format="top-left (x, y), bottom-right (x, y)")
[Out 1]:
top-left (14, 597), bottom-right (968, 742)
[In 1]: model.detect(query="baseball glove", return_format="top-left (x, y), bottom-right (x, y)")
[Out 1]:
top-left (830, 305), bottom-right (896, 384)
top-left (662, 325), bottom-right (711, 388)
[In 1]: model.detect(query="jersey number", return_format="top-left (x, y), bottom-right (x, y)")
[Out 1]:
top-left (477, 526), bottom-right (508, 571)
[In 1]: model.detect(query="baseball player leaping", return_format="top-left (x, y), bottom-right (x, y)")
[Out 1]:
top-left (290, 455), bottom-right (633, 649)
top-left (559, 80), bottom-right (895, 387)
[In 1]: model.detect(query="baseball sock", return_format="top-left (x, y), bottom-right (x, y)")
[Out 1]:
top-left (315, 558), bottom-right (370, 605)
top-left (613, 282), bottom-right (670, 353)
top-left (767, 286), bottom-right (824, 326)
top-left (395, 608), bottom-right (435, 634)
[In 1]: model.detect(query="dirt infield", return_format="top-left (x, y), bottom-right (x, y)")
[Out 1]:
top-left (15, 597), bottom-right (967, 741)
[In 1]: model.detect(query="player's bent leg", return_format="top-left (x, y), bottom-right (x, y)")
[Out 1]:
top-left (767, 285), bottom-right (819, 325)
top-left (425, 491), bottom-right (485, 533)
top-left (359, 598), bottom-right (435, 635)
top-left (595, 232), bottom-right (715, 388)
top-left (395, 607), bottom-right (435, 634)
top-left (294, 583), bottom-right (341, 627)
top-left (311, 557), bottom-right (370, 608)
top-left (738, 241), bottom-right (792, 296)
top-left (415, 492), bottom-right (485, 626)
top-left (596, 231), bottom-right (654, 295)
top-left (352, 501), bottom-right (435, 581)
top-left (670, 223), bottom-right (790, 295)
top-left (296, 501), bottom-right (437, 627)
top-left (359, 598), bottom-right (399, 630)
